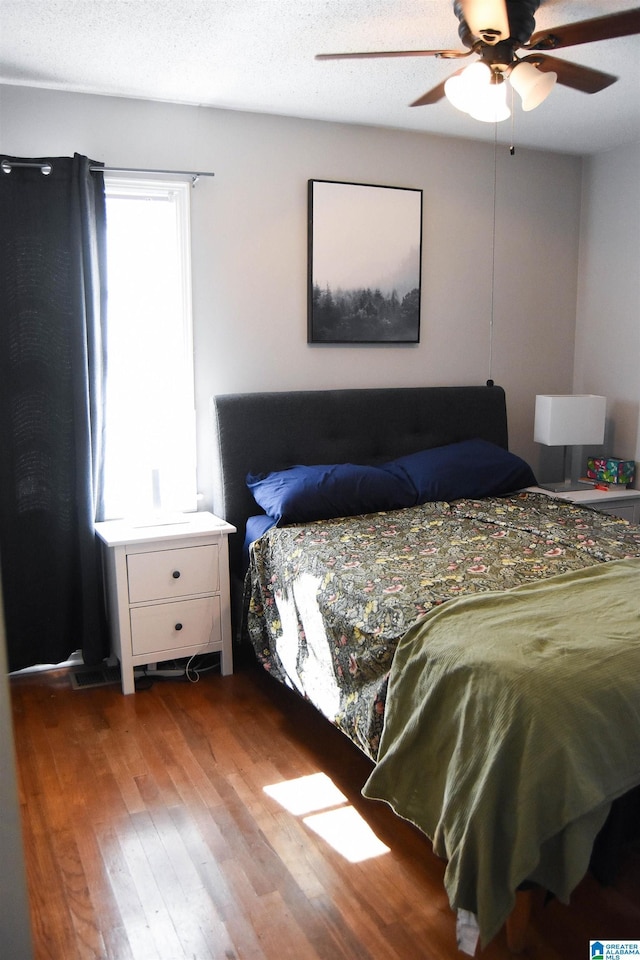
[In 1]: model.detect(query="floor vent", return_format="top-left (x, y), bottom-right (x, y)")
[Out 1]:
top-left (69, 664), bottom-right (121, 690)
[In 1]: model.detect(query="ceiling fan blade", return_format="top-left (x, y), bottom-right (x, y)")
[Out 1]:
top-left (315, 48), bottom-right (469, 61)
top-left (457, 0), bottom-right (510, 43)
top-left (528, 8), bottom-right (640, 51)
top-left (522, 54), bottom-right (618, 94)
top-left (410, 70), bottom-right (464, 107)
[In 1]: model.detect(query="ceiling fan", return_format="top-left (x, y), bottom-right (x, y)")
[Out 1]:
top-left (316, 1), bottom-right (640, 122)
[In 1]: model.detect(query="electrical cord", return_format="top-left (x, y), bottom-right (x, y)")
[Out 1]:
top-left (133, 652), bottom-right (221, 689)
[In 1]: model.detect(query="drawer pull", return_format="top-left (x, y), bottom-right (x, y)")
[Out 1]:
top-left (175, 622), bottom-right (183, 631)
top-left (172, 570), bottom-right (181, 579)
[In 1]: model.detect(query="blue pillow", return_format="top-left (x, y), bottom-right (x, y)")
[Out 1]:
top-left (242, 514), bottom-right (277, 571)
top-left (246, 462), bottom-right (416, 524)
top-left (384, 439), bottom-right (536, 503)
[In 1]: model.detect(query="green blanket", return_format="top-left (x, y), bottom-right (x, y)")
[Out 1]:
top-left (362, 558), bottom-right (640, 945)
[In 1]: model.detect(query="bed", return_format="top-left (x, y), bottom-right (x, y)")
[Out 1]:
top-left (211, 384), bottom-right (640, 952)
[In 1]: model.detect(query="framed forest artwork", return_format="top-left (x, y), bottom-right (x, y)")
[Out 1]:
top-left (307, 179), bottom-right (422, 343)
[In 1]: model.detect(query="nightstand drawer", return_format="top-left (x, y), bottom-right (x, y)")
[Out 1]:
top-left (130, 596), bottom-right (221, 656)
top-left (600, 502), bottom-right (637, 522)
top-left (127, 544), bottom-right (219, 603)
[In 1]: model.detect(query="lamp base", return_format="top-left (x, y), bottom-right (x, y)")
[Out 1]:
top-left (538, 480), bottom-right (592, 494)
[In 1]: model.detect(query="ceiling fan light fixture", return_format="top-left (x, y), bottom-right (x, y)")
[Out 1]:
top-left (444, 61), bottom-right (493, 113)
top-left (509, 60), bottom-right (557, 111)
top-left (468, 79), bottom-right (511, 122)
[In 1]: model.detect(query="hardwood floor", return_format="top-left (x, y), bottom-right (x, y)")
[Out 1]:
top-left (10, 662), bottom-right (640, 960)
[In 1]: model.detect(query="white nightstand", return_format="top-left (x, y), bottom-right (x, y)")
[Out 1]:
top-left (95, 512), bottom-right (236, 694)
top-left (530, 486), bottom-right (640, 524)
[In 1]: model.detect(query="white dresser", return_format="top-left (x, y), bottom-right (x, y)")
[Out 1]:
top-left (530, 486), bottom-right (640, 524)
top-left (95, 512), bottom-right (236, 694)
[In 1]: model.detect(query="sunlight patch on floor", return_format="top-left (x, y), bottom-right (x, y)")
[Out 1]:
top-left (264, 771), bottom-right (390, 863)
top-left (303, 804), bottom-right (391, 863)
top-left (263, 771), bottom-right (347, 815)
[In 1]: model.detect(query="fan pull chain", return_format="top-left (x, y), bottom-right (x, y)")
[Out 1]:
top-left (510, 84), bottom-right (516, 155)
top-left (488, 126), bottom-right (498, 385)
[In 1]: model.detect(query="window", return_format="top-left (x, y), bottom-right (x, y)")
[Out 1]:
top-left (102, 177), bottom-right (196, 520)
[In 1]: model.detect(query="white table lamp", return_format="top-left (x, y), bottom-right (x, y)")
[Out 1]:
top-left (534, 394), bottom-right (606, 491)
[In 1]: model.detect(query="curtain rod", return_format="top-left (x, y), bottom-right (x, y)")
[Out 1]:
top-left (0, 160), bottom-right (214, 184)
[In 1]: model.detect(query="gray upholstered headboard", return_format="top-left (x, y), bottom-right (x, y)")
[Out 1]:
top-left (211, 384), bottom-right (508, 587)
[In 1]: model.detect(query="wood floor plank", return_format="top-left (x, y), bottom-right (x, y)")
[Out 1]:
top-left (129, 807), bottom-right (230, 959)
top-left (21, 795), bottom-right (81, 960)
top-left (49, 823), bottom-right (108, 960)
top-left (260, 809), bottom-right (330, 900)
top-left (95, 816), bottom-right (189, 960)
top-left (143, 721), bottom-right (227, 811)
top-left (10, 663), bottom-right (640, 960)
top-left (162, 805), bottom-right (249, 954)
top-left (73, 820), bottom-right (135, 960)
top-left (248, 888), bottom-right (322, 960)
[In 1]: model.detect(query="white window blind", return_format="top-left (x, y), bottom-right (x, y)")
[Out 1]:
top-left (102, 177), bottom-right (196, 520)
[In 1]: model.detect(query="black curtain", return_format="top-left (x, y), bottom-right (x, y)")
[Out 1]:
top-left (0, 154), bottom-right (108, 671)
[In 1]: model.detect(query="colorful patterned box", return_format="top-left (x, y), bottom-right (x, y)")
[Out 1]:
top-left (586, 457), bottom-right (635, 485)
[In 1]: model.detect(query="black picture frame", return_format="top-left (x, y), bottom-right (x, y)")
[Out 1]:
top-left (307, 179), bottom-right (422, 344)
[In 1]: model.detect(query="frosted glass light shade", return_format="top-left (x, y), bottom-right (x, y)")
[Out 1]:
top-left (468, 82), bottom-right (510, 122)
top-left (444, 62), bottom-right (492, 112)
top-left (444, 62), bottom-right (510, 122)
top-left (509, 61), bottom-right (557, 111)
top-left (534, 395), bottom-right (607, 446)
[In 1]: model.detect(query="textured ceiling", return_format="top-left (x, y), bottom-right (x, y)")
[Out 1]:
top-left (1, 0), bottom-right (639, 154)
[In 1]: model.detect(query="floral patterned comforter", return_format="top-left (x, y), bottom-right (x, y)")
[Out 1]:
top-left (245, 492), bottom-right (640, 759)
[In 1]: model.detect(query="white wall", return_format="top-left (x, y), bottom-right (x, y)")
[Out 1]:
top-left (574, 141), bottom-right (640, 475)
top-left (0, 84), bottom-right (583, 500)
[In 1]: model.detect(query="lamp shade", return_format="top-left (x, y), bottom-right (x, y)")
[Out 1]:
top-left (509, 61), bottom-right (557, 111)
top-left (444, 62), bottom-right (491, 112)
top-left (444, 62), bottom-right (511, 122)
top-left (534, 395), bottom-right (607, 446)
top-left (468, 81), bottom-right (511, 123)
